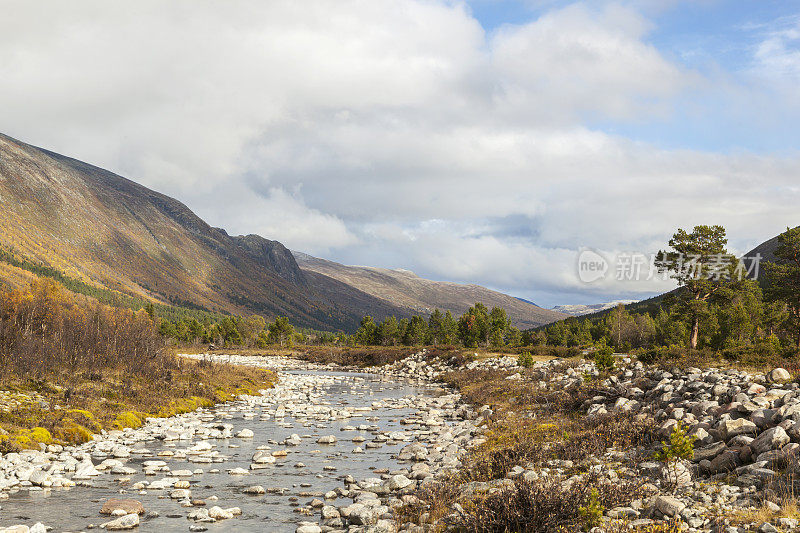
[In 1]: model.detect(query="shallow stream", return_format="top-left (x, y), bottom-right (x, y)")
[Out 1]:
top-left (0, 371), bottom-right (438, 532)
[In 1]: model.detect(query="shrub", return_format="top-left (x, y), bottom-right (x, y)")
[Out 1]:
top-left (654, 422), bottom-right (695, 463)
top-left (517, 352), bottom-right (535, 368)
top-left (29, 427), bottom-right (52, 444)
top-left (578, 488), bottom-right (604, 529)
top-left (593, 345), bottom-right (615, 373)
top-left (448, 473), bottom-right (641, 532)
top-left (114, 411), bottom-right (144, 430)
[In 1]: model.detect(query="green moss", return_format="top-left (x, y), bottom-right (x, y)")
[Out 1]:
top-left (12, 434), bottom-right (33, 448)
top-left (29, 427), bottom-right (52, 444)
top-left (66, 409), bottom-right (95, 419)
top-left (53, 422), bottom-right (94, 444)
top-left (114, 411), bottom-right (143, 430)
top-left (156, 396), bottom-right (213, 418)
top-left (2, 427), bottom-right (54, 450)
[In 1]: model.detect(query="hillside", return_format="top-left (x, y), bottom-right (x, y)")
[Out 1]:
top-left (0, 133), bottom-right (561, 331)
top-left (744, 229), bottom-right (793, 270)
top-left (293, 252), bottom-right (566, 329)
top-left (0, 133), bottom-right (408, 331)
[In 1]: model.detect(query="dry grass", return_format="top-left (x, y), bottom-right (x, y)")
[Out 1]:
top-left (0, 356), bottom-right (276, 451)
top-left (397, 366), bottom-right (659, 531)
top-left (724, 498), bottom-right (800, 529)
top-left (397, 471), bottom-right (651, 533)
top-left (170, 345), bottom-right (302, 357)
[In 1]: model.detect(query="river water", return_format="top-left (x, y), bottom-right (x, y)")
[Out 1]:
top-left (0, 371), bottom-right (439, 532)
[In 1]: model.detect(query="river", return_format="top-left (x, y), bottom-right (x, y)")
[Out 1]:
top-left (0, 366), bottom-right (445, 532)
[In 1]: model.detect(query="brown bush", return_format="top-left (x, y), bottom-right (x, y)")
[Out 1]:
top-left (402, 472), bottom-right (646, 533)
top-left (0, 278), bottom-right (168, 381)
top-left (0, 279), bottom-right (276, 447)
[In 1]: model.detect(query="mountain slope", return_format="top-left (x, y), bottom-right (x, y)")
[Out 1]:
top-left (0, 132), bottom-right (561, 331)
top-left (0, 133), bottom-right (409, 330)
top-left (293, 252), bottom-right (566, 329)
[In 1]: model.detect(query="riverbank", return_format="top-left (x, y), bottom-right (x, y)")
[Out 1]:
top-left (0, 353), bottom-right (480, 532)
top-left (0, 353), bottom-right (276, 454)
top-left (351, 351), bottom-right (800, 533)
top-left (2, 348), bottom-right (798, 532)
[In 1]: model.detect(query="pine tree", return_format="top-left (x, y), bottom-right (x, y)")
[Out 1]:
top-left (765, 227), bottom-right (800, 348)
top-left (655, 225), bottom-right (732, 349)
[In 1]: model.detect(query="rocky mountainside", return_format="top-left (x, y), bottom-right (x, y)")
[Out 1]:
top-left (0, 133), bottom-right (562, 330)
top-left (0, 133), bottom-right (407, 330)
top-left (293, 252), bottom-right (566, 329)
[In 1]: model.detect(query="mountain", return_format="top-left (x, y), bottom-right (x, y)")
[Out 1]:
top-left (293, 252), bottom-right (566, 329)
top-left (0, 133), bottom-right (408, 330)
top-left (744, 229), bottom-right (795, 276)
top-left (0, 132), bottom-right (562, 331)
top-left (552, 300), bottom-right (639, 317)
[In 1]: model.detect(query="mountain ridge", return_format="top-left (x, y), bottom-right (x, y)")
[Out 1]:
top-left (0, 132), bottom-right (563, 331)
top-left (293, 251), bottom-right (566, 329)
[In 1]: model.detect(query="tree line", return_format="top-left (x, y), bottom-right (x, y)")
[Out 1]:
top-left (156, 302), bottom-right (522, 349)
top-left (156, 312), bottom-right (296, 348)
top-left (538, 225), bottom-right (800, 359)
top-left (348, 304), bottom-right (521, 348)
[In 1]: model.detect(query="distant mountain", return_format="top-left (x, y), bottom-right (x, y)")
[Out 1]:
top-left (552, 300), bottom-right (639, 317)
top-left (293, 252), bottom-right (566, 329)
top-left (0, 132), bottom-right (560, 331)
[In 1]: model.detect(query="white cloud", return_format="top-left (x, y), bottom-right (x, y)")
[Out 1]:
top-left (752, 15), bottom-right (800, 81)
top-left (0, 0), bottom-right (798, 307)
top-left (490, 3), bottom-right (692, 123)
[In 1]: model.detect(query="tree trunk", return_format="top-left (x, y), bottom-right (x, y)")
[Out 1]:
top-left (690, 316), bottom-right (700, 350)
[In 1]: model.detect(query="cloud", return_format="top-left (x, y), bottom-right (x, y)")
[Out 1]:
top-left (490, 3), bottom-right (693, 122)
top-left (0, 0), bottom-right (798, 307)
top-left (752, 15), bottom-right (800, 81)
top-left (199, 183), bottom-right (359, 254)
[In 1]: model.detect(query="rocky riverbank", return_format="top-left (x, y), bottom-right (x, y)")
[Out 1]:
top-left (2, 350), bottom-right (798, 532)
top-left (0, 353), bottom-right (487, 532)
top-left (350, 351), bottom-right (800, 533)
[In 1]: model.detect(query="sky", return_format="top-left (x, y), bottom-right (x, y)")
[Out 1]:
top-left (1, 0), bottom-right (799, 308)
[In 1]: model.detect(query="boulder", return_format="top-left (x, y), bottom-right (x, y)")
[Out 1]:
top-left (720, 418), bottom-right (758, 440)
top-left (769, 368), bottom-right (792, 383)
top-left (345, 503), bottom-right (377, 525)
top-left (386, 474), bottom-right (413, 491)
top-left (101, 513), bottom-right (140, 530)
top-left (752, 427), bottom-right (790, 455)
top-left (654, 495), bottom-right (685, 517)
top-left (100, 499), bottom-right (145, 516)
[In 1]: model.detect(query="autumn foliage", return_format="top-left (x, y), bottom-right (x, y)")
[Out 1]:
top-left (0, 279), bottom-right (275, 449)
top-left (0, 278), bottom-right (167, 381)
